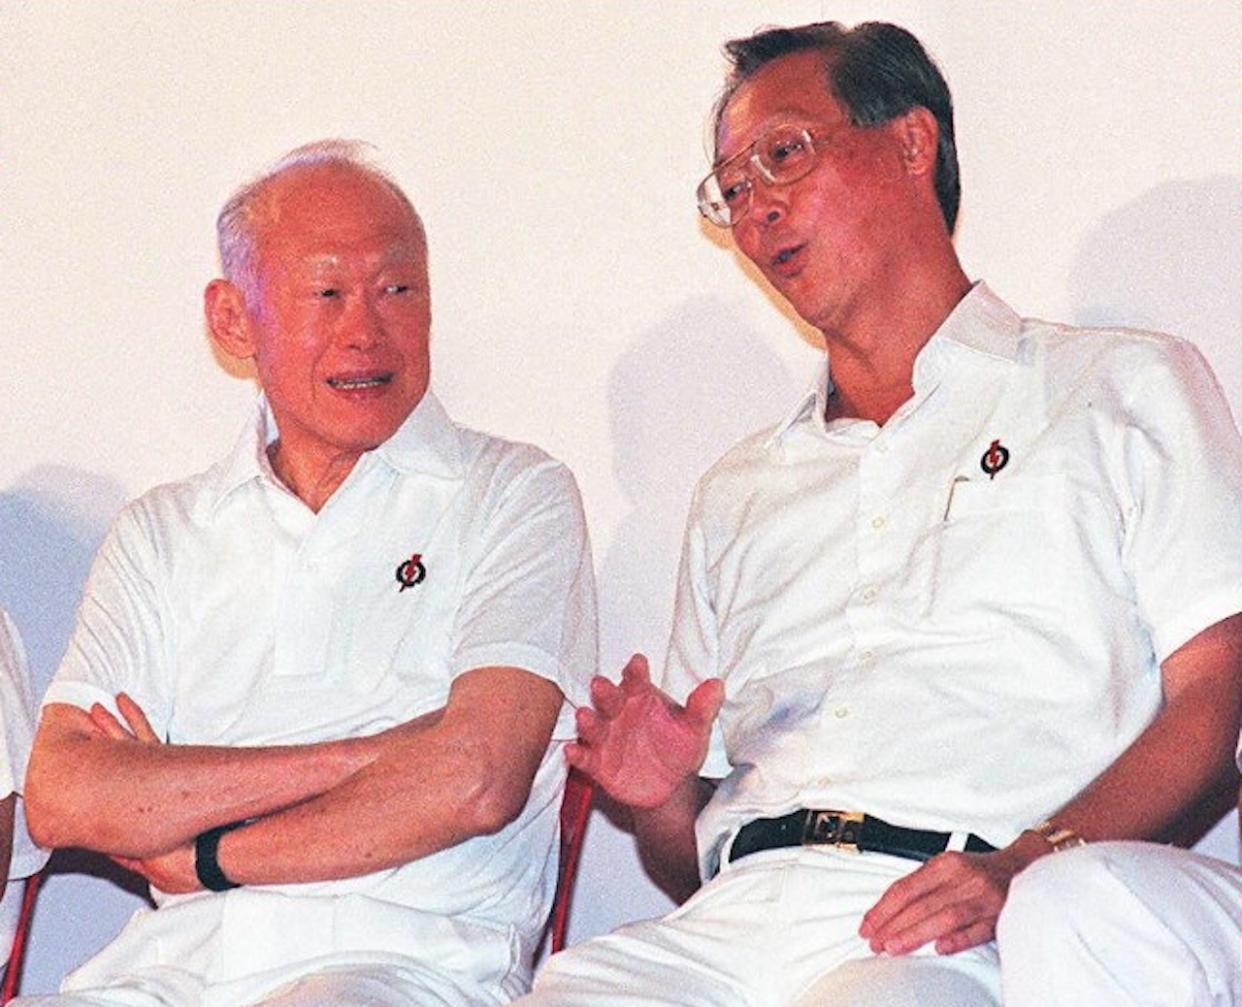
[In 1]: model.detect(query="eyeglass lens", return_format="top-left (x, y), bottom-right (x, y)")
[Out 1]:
top-left (700, 127), bottom-right (817, 226)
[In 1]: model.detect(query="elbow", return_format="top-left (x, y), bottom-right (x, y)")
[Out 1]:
top-left (25, 742), bottom-right (103, 851)
top-left (24, 759), bottom-right (73, 850)
top-left (459, 768), bottom-right (532, 838)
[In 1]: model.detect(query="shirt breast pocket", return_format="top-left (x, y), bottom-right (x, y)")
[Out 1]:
top-left (338, 547), bottom-right (465, 699)
top-left (918, 473), bottom-right (1070, 628)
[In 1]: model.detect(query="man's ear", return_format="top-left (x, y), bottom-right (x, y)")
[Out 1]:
top-left (204, 279), bottom-right (256, 361)
top-left (896, 106), bottom-right (939, 178)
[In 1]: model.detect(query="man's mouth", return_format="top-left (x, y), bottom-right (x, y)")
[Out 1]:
top-left (326, 373), bottom-right (394, 390)
top-left (770, 244), bottom-right (806, 274)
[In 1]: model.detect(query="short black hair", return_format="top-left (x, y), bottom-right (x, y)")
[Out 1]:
top-left (715, 21), bottom-right (961, 234)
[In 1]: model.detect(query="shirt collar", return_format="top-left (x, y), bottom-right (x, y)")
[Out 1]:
top-left (768, 358), bottom-right (833, 445)
top-left (209, 388), bottom-right (463, 516)
top-left (927, 280), bottom-right (1022, 363)
top-left (769, 281), bottom-right (1021, 445)
top-left (371, 389), bottom-right (464, 479)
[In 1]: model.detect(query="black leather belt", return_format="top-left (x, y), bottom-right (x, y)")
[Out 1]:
top-left (728, 808), bottom-right (996, 865)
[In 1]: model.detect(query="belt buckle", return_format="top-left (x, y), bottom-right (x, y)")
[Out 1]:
top-left (802, 810), bottom-right (865, 852)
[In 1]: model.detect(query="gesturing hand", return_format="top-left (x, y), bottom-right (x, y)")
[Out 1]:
top-left (566, 654), bottom-right (724, 808)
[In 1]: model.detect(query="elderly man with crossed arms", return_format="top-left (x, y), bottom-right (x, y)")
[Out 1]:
top-left (21, 140), bottom-right (596, 1007)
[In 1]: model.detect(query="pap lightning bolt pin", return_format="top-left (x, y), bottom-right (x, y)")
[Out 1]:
top-left (395, 553), bottom-right (426, 592)
top-left (980, 439), bottom-right (1010, 480)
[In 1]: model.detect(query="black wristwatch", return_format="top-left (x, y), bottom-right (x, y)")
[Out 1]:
top-left (194, 822), bottom-right (243, 891)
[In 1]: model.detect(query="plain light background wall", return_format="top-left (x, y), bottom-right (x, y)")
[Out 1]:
top-left (2, 0), bottom-right (1239, 992)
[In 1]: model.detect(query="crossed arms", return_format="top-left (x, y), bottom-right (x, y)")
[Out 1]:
top-left (26, 665), bottom-right (562, 891)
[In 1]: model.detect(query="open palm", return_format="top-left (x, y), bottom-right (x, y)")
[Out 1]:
top-left (567, 654), bottom-right (723, 808)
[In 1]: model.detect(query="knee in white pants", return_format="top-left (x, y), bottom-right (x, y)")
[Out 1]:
top-left (792, 956), bottom-right (998, 1007)
top-left (996, 843), bottom-right (1105, 948)
top-left (999, 841), bottom-right (1242, 1006)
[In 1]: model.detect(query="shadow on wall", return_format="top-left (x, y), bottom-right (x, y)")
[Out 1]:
top-left (0, 466), bottom-right (126, 693)
top-left (1070, 175), bottom-right (1242, 864)
top-left (0, 467), bottom-right (152, 994)
top-left (599, 296), bottom-right (800, 674)
top-left (1069, 174), bottom-right (1242, 405)
top-left (570, 297), bottom-right (799, 945)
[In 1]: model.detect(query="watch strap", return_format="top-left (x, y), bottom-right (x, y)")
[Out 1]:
top-left (194, 822), bottom-right (244, 891)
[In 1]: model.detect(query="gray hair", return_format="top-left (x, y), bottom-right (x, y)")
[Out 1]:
top-left (215, 139), bottom-right (421, 301)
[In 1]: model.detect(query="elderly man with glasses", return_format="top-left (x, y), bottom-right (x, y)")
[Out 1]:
top-left (519, 20), bottom-right (1242, 1007)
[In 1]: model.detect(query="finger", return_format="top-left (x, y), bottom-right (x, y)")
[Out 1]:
top-left (866, 892), bottom-right (952, 953)
top-left (574, 706), bottom-right (607, 747)
top-left (117, 692), bottom-right (160, 743)
top-left (935, 920), bottom-right (996, 955)
top-left (589, 675), bottom-right (627, 719)
top-left (684, 678), bottom-right (725, 727)
top-left (89, 703), bottom-right (131, 741)
top-left (877, 897), bottom-right (993, 956)
top-left (619, 653), bottom-right (651, 689)
top-left (859, 858), bottom-right (951, 939)
top-left (564, 742), bottom-right (598, 777)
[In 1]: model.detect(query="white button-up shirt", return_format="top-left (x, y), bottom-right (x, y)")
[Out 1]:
top-left (0, 609), bottom-right (49, 881)
top-left (663, 284), bottom-right (1242, 878)
top-left (47, 391), bottom-right (597, 951)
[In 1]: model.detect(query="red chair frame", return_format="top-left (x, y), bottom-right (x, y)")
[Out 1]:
top-left (1, 870), bottom-right (43, 1004)
top-left (548, 769), bottom-right (593, 953)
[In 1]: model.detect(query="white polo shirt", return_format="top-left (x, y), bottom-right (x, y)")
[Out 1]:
top-left (0, 609), bottom-right (48, 881)
top-left (46, 390), bottom-right (597, 952)
top-left (663, 283), bottom-right (1242, 878)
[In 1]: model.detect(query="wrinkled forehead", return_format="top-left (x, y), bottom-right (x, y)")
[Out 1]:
top-left (714, 49), bottom-right (843, 163)
top-left (254, 163), bottom-right (426, 269)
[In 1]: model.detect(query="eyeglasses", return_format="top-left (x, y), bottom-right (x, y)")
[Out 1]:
top-left (696, 124), bottom-right (839, 228)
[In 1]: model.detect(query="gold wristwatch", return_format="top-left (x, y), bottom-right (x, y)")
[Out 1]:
top-left (1032, 819), bottom-right (1086, 853)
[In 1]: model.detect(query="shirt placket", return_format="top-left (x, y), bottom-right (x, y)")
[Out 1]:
top-left (834, 430), bottom-right (905, 736)
top-left (270, 489), bottom-right (333, 681)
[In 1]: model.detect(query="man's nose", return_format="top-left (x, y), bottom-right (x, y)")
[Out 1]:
top-left (341, 293), bottom-right (384, 349)
top-left (746, 178), bottom-right (786, 228)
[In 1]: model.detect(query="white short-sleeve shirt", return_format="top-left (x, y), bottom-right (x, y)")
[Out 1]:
top-left (46, 390), bottom-right (597, 951)
top-left (662, 283), bottom-right (1242, 878)
top-left (0, 610), bottom-right (50, 880)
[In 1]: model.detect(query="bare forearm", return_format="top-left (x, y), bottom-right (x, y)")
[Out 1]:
top-left (218, 749), bottom-right (491, 884)
top-left (217, 670), bottom-right (559, 885)
top-left (1045, 676), bottom-right (1240, 843)
top-left (634, 775), bottom-right (715, 903)
top-left (26, 709), bottom-right (377, 857)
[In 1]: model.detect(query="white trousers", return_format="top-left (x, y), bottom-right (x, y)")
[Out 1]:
top-left (998, 841), bottom-right (1242, 1006)
top-left (11, 888), bottom-right (525, 1007)
top-left (521, 847), bottom-right (1000, 1007)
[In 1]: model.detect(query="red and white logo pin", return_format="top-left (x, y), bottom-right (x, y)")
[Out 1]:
top-left (395, 553), bottom-right (427, 592)
top-left (980, 439), bottom-right (1010, 480)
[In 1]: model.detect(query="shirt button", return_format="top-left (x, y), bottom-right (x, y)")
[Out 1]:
top-left (834, 706), bottom-right (850, 719)
top-left (875, 441), bottom-right (889, 454)
top-left (859, 649), bottom-right (875, 662)
top-left (871, 515), bottom-right (886, 530)
top-left (861, 586), bottom-right (877, 603)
